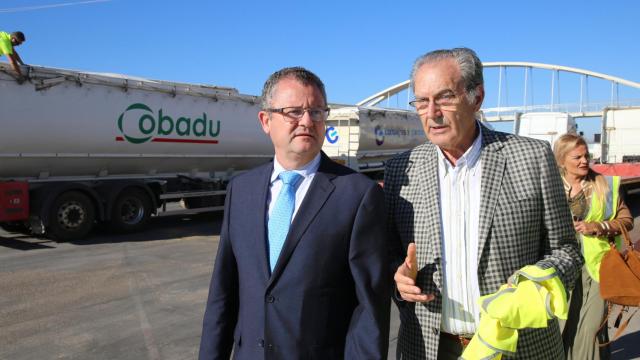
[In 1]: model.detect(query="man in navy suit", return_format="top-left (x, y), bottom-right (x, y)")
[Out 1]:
top-left (199, 67), bottom-right (390, 359)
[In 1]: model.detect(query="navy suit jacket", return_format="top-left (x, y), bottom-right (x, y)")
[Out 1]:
top-left (199, 153), bottom-right (390, 360)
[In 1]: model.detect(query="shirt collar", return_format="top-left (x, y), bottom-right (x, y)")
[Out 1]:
top-left (436, 121), bottom-right (483, 171)
top-left (271, 153), bottom-right (321, 184)
top-left (561, 173), bottom-right (591, 197)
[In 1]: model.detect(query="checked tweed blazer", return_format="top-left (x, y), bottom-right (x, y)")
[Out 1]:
top-left (384, 127), bottom-right (583, 359)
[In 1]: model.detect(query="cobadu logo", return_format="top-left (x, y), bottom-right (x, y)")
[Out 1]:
top-left (325, 126), bottom-right (339, 144)
top-left (116, 103), bottom-right (221, 144)
top-left (374, 125), bottom-right (384, 146)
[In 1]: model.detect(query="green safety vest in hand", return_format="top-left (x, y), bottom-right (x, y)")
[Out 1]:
top-left (461, 265), bottom-right (568, 360)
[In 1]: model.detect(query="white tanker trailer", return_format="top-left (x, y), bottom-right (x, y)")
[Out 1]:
top-left (324, 106), bottom-right (425, 174)
top-left (0, 64), bottom-right (425, 241)
top-left (0, 63), bottom-right (273, 240)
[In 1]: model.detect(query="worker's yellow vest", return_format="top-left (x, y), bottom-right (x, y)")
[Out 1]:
top-left (461, 265), bottom-right (568, 360)
top-left (582, 176), bottom-right (620, 282)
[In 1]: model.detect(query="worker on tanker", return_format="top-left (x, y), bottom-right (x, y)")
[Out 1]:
top-left (0, 31), bottom-right (27, 83)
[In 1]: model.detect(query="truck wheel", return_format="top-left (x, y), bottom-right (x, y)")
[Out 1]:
top-left (109, 188), bottom-right (152, 232)
top-left (49, 191), bottom-right (95, 241)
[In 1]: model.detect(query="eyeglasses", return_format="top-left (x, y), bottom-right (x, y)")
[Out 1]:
top-left (409, 92), bottom-right (460, 114)
top-left (266, 107), bottom-right (330, 122)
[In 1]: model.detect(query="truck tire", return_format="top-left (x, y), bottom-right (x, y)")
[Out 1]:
top-left (109, 188), bottom-right (152, 232)
top-left (49, 191), bottom-right (95, 241)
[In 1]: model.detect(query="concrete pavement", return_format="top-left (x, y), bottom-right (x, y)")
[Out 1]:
top-left (1, 206), bottom-right (638, 359)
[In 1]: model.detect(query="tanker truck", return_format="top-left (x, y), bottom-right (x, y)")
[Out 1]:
top-left (323, 106), bottom-right (425, 175)
top-left (0, 63), bottom-right (274, 240)
top-left (0, 64), bottom-right (425, 241)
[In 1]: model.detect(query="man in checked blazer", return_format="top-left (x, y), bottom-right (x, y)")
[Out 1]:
top-left (385, 48), bottom-right (583, 359)
top-left (199, 67), bottom-right (390, 359)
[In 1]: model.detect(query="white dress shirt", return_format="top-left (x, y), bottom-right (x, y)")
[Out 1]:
top-left (267, 153), bottom-right (321, 223)
top-left (438, 124), bottom-right (483, 335)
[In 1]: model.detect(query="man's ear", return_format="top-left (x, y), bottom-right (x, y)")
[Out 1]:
top-left (258, 111), bottom-right (271, 135)
top-left (473, 85), bottom-right (485, 111)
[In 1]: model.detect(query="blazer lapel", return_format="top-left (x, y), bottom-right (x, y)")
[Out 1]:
top-left (477, 129), bottom-right (506, 265)
top-left (268, 155), bottom-right (336, 287)
top-left (415, 144), bottom-right (443, 266)
top-left (254, 163), bottom-right (274, 280)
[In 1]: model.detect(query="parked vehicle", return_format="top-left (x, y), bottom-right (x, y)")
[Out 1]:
top-left (0, 65), bottom-right (423, 240)
top-left (323, 106), bottom-right (424, 176)
top-left (515, 111), bottom-right (640, 195)
top-left (9, 64), bottom-right (632, 241)
top-left (0, 64), bottom-right (273, 240)
top-left (515, 112), bottom-right (577, 145)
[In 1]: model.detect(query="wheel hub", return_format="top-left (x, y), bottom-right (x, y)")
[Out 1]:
top-left (57, 202), bottom-right (85, 229)
top-left (120, 198), bottom-right (144, 225)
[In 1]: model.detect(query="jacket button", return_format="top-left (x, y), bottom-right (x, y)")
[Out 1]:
top-left (267, 344), bottom-right (274, 351)
top-left (432, 328), bottom-right (439, 335)
top-left (266, 295), bottom-right (275, 303)
top-left (258, 339), bottom-right (264, 347)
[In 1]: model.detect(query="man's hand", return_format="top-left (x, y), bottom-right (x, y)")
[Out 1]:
top-left (394, 243), bottom-right (435, 303)
top-left (8, 54), bottom-right (24, 80)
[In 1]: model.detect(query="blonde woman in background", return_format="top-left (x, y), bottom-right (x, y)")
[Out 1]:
top-left (554, 133), bottom-right (634, 359)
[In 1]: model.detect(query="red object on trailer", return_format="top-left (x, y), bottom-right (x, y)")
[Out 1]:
top-left (0, 181), bottom-right (29, 222)
top-left (591, 163), bottom-right (640, 177)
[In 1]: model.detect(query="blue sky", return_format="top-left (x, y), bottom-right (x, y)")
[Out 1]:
top-left (2, 0), bottom-right (639, 138)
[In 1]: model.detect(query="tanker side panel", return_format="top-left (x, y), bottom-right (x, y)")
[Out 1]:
top-left (604, 108), bottom-right (640, 163)
top-left (0, 66), bottom-right (273, 179)
top-left (324, 110), bottom-right (358, 169)
top-left (356, 108), bottom-right (425, 155)
top-left (325, 107), bottom-right (425, 172)
top-left (518, 112), bottom-right (576, 146)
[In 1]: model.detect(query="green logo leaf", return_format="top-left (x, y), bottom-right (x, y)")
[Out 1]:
top-left (118, 103), bottom-right (154, 144)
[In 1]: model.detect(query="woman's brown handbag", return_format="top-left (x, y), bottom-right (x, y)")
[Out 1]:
top-left (599, 219), bottom-right (640, 306)
top-left (597, 219), bottom-right (640, 345)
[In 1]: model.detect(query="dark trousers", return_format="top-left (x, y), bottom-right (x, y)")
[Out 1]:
top-left (436, 333), bottom-right (465, 360)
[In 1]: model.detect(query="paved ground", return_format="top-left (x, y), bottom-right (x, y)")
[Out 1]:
top-left (1, 195), bottom-right (639, 360)
top-left (0, 213), bottom-right (220, 360)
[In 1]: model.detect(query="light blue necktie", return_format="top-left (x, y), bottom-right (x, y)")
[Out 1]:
top-left (268, 171), bottom-right (302, 272)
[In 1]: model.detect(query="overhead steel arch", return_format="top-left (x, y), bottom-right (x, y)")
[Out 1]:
top-left (357, 61), bottom-right (640, 107)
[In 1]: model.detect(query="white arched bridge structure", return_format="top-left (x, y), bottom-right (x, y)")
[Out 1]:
top-left (358, 62), bottom-right (640, 122)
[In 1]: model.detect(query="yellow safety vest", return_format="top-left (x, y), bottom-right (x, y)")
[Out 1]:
top-left (582, 176), bottom-right (620, 282)
top-left (0, 32), bottom-right (14, 56)
top-left (461, 266), bottom-right (568, 360)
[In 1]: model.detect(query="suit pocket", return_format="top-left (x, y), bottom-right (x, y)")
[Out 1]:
top-left (496, 182), bottom-right (541, 220)
top-left (498, 196), bottom-right (539, 216)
